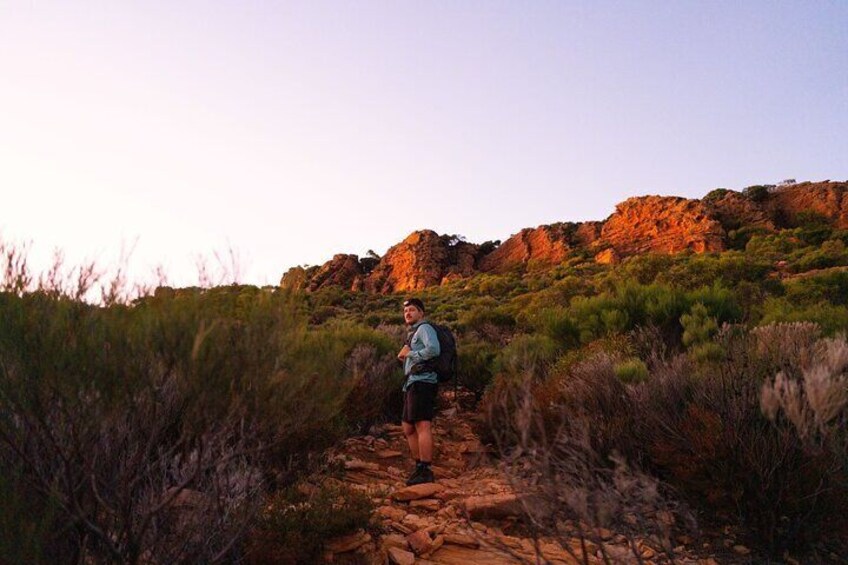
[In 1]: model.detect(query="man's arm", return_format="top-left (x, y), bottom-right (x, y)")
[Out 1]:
top-left (406, 324), bottom-right (440, 363)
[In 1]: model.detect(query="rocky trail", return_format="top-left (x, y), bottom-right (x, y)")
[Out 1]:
top-left (315, 396), bottom-right (737, 565)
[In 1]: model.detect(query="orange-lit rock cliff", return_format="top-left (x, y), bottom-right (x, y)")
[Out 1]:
top-left (280, 181), bottom-right (847, 293)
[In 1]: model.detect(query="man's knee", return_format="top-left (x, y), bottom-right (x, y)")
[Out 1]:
top-left (414, 420), bottom-right (432, 435)
top-left (402, 422), bottom-right (417, 437)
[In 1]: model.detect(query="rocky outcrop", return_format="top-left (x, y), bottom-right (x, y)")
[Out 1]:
top-left (363, 231), bottom-right (478, 293)
top-left (477, 222), bottom-right (601, 273)
top-left (703, 189), bottom-right (775, 231)
top-left (598, 196), bottom-right (726, 257)
top-left (283, 180), bottom-right (847, 294)
top-left (767, 181), bottom-right (848, 228)
top-left (306, 254), bottom-right (364, 292)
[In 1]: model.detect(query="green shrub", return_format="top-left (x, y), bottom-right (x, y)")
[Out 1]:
top-left (458, 305), bottom-right (516, 340)
top-left (246, 482), bottom-right (373, 564)
top-left (614, 358), bottom-right (649, 384)
top-left (496, 334), bottom-right (558, 378)
top-left (743, 184), bottom-right (774, 202)
top-left (458, 340), bottom-right (499, 400)
top-left (681, 303), bottom-right (719, 348)
top-left (783, 270), bottom-right (848, 306)
top-left (759, 298), bottom-right (848, 335)
top-left (703, 188), bottom-right (731, 202)
top-left (745, 231), bottom-right (806, 260)
top-left (727, 225), bottom-right (772, 250)
top-left (522, 306), bottom-right (580, 350)
top-left (789, 239), bottom-right (848, 273)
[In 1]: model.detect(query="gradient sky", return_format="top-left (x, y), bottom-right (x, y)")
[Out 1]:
top-left (1, 1), bottom-right (846, 288)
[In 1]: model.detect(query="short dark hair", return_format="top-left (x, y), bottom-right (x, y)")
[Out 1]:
top-left (403, 298), bottom-right (425, 312)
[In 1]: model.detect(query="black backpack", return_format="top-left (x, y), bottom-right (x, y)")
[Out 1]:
top-left (407, 322), bottom-right (457, 384)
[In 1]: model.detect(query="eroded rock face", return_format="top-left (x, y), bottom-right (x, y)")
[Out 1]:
top-left (306, 254), bottom-right (364, 292)
top-left (767, 181), bottom-right (848, 228)
top-left (281, 181), bottom-right (847, 293)
top-left (704, 190), bottom-right (775, 231)
top-left (478, 222), bottom-right (599, 273)
top-left (363, 231), bottom-right (478, 293)
top-left (598, 196), bottom-right (726, 257)
top-left (594, 247), bottom-right (620, 265)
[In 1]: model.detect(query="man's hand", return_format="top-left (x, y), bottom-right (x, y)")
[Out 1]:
top-left (397, 345), bottom-right (411, 361)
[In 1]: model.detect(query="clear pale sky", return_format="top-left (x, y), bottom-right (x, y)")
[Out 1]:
top-left (1, 1), bottom-right (846, 288)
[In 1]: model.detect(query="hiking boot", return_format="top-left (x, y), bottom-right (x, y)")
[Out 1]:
top-left (407, 465), bottom-right (435, 486)
top-left (405, 465), bottom-right (422, 486)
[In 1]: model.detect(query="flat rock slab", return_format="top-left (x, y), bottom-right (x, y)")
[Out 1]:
top-left (442, 533), bottom-right (480, 548)
top-left (376, 505), bottom-right (407, 522)
top-left (392, 482), bottom-right (446, 501)
top-left (428, 544), bottom-right (545, 565)
top-left (462, 493), bottom-right (523, 519)
top-left (376, 449), bottom-right (403, 459)
top-left (388, 546), bottom-right (416, 565)
top-left (410, 498), bottom-right (442, 512)
top-left (381, 533), bottom-right (409, 550)
top-left (344, 458), bottom-right (381, 471)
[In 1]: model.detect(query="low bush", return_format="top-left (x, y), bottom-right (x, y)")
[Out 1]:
top-left (457, 340), bottom-right (498, 400)
top-left (759, 297), bottom-right (848, 335)
top-left (614, 358), bottom-right (649, 384)
top-left (495, 334), bottom-right (558, 379)
top-left (245, 481), bottom-right (373, 564)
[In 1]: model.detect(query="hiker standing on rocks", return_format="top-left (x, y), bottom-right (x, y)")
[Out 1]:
top-left (397, 298), bottom-right (439, 485)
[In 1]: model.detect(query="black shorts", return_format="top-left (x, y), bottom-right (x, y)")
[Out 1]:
top-left (402, 381), bottom-right (438, 424)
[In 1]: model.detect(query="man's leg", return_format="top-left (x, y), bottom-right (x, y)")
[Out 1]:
top-left (414, 420), bottom-right (432, 463)
top-left (402, 421), bottom-right (419, 461)
top-left (409, 420), bottom-right (435, 483)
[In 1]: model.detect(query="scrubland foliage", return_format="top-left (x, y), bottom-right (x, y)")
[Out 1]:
top-left (482, 324), bottom-right (848, 557)
top-left (4, 213), bottom-right (848, 561)
top-left (0, 243), bottom-right (400, 563)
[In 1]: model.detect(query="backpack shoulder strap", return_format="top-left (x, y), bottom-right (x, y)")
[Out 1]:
top-left (406, 322), bottom-right (432, 346)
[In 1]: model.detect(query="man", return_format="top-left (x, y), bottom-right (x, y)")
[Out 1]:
top-left (397, 297), bottom-right (440, 485)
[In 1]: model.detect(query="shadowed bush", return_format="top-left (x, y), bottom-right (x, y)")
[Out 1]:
top-left (245, 481), bottom-right (373, 564)
top-left (635, 323), bottom-right (848, 555)
top-left (0, 245), bottom-right (400, 563)
top-left (483, 322), bottom-right (848, 557)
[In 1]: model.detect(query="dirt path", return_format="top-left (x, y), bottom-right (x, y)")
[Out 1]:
top-left (314, 396), bottom-right (733, 565)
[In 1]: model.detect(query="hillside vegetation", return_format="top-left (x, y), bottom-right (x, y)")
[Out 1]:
top-left (2, 181), bottom-right (848, 562)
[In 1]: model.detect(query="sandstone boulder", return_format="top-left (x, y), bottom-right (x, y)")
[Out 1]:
top-left (478, 224), bottom-right (574, 273)
top-left (387, 546), bottom-right (416, 565)
top-left (307, 254), bottom-right (364, 291)
top-left (376, 505), bottom-right (407, 522)
top-left (598, 195), bottom-right (725, 257)
top-left (406, 529), bottom-right (434, 555)
top-left (767, 181), bottom-right (848, 228)
top-left (364, 231), bottom-right (478, 293)
top-left (478, 221), bottom-right (603, 274)
top-left (391, 482), bottom-right (446, 502)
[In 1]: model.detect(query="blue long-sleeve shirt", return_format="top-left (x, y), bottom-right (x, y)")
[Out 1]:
top-left (403, 321), bottom-right (440, 392)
